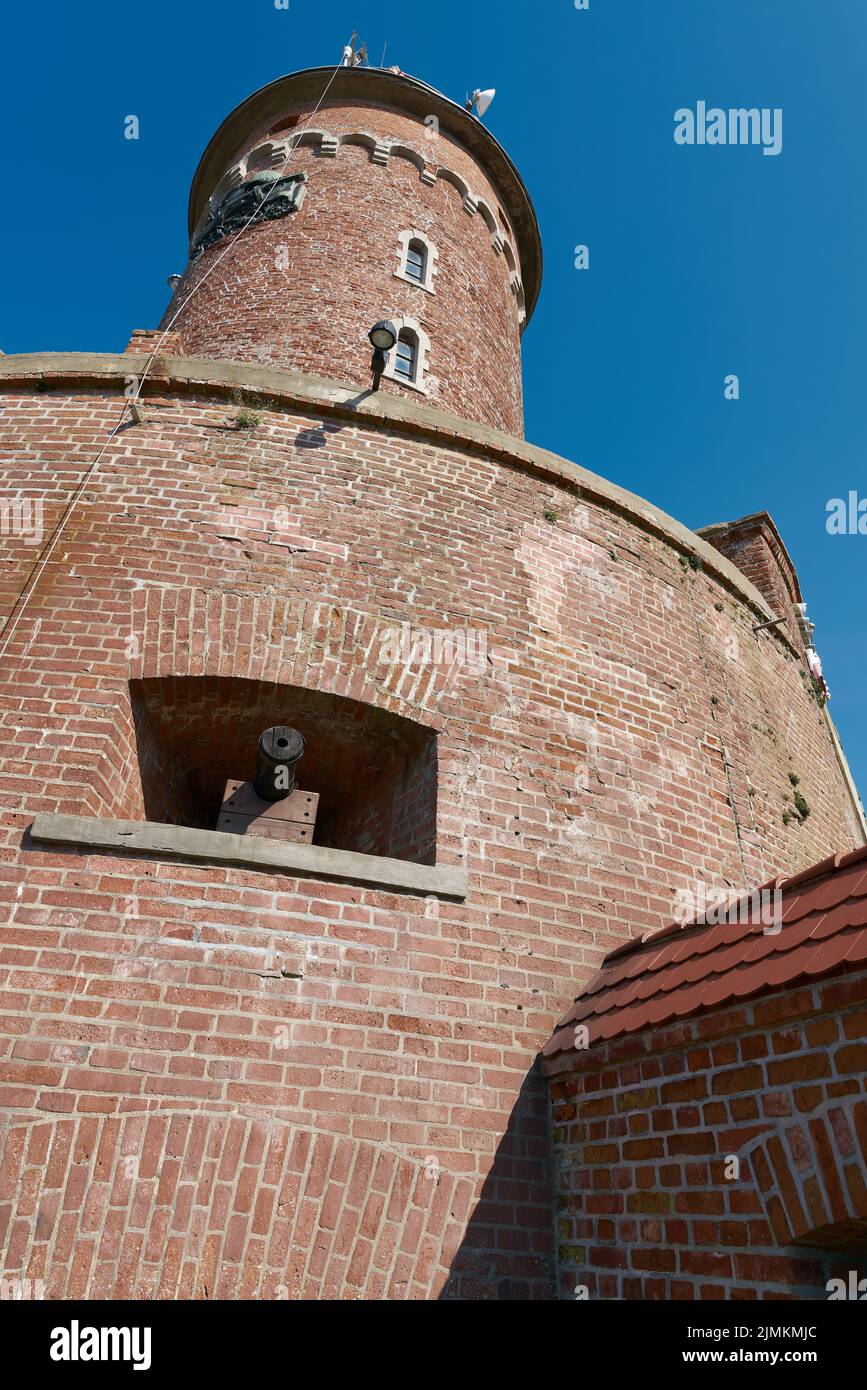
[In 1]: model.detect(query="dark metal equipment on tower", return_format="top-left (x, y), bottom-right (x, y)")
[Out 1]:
top-left (254, 726), bottom-right (305, 801)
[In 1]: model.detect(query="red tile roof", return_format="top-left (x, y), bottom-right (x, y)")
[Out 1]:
top-left (543, 844), bottom-right (867, 1061)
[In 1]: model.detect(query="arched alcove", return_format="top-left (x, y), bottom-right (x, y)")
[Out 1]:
top-left (129, 675), bottom-right (438, 864)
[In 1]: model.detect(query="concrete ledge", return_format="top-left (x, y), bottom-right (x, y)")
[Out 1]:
top-left (0, 352), bottom-right (785, 633)
top-left (30, 814), bottom-right (468, 900)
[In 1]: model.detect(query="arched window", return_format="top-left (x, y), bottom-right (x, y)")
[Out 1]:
top-left (393, 331), bottom-right (418, 383)
top-left (383, 316), bottom-right (430, 393)
top-left (404, 239), bottom-right (427, 284)
top-left (395, 231), bottom-right (438, 293)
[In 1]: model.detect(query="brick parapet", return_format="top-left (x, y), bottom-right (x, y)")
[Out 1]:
top-left (0, 352), bottom-right (827, 646)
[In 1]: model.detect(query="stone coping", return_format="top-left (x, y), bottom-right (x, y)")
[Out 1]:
top-left (0, 351), bottom-right (784, 634)
top-left (30, 814), bottom-right (468, 900)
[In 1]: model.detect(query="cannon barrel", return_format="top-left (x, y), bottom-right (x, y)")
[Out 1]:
top-left (254, 726), bottom-right (305, 801)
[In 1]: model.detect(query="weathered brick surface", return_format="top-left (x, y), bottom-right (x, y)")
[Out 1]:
top-left (126, 330), bottom-right (185, 358)
top-left (0, 63), bottom-right (863, 1301)
top-left (700, 515), bottom-right (804, 650)
top-left (165, 95), bottom-right (527, 434)
top-left (0, 378), bottom-right (862, 1298)
top-left (0, 1111), bottom-right (474, 1299)
top-left (545, 971), bottom-right (867, 1299)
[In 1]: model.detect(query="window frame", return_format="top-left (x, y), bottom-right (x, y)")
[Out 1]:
top-left (393, 332), bottom-right (419, 383)
top-left (404, 239), bottom-right (427, 285)
top-left (395, 230), bottom-right (438, 294)
top-left (381, 317), bottom-right (431, 395)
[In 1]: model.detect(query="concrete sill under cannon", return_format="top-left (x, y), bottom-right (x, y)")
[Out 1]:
top-left (29, 813), bottom-right (467, 900)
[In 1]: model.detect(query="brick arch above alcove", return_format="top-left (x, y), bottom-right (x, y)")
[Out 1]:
top-left (0, 1113), bottom-right (475, 1300)
top-left (128, 586), bottom-right (456, 731)
top-left (743, 1097), bottom-right (867, 1251)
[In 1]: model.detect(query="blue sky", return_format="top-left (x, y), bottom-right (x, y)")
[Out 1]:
top-left (2, 1), bottom-right (865, 798)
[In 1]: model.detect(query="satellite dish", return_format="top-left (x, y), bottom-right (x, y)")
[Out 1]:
top-left (466, 88), bottom-right (496, 118)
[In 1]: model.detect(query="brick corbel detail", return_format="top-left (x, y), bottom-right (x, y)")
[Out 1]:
top-left (125, 329), bottom-right (185, 357)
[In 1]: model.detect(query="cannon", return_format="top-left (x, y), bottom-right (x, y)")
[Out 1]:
top-left (219, 726), bottom-right (317, 842)
top-left (253, 725), bottom-right (305, 802)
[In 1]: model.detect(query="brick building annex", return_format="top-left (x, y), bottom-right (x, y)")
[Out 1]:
top-left (1, 63), bottom-right (866, 1301)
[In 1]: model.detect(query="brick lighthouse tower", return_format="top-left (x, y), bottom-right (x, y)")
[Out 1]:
top-left (0, 62), bottom-right (863, 1301)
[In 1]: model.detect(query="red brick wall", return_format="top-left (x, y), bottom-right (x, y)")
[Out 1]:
top-left (700, 516), bottom-right (804, 650)
top-left (0, 380), bottom-right (863, 1298)
top-left (126, 330), bottom-right (185, 358)
top-left (0, 1112), bottom-right (475, 1299)
top-left (544, 970), bottom-right (867, 1299)
top-left (164, 98), bottom-right (526, 434)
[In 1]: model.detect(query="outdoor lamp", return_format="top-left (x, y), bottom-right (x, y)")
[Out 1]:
top-left (369, 320), bottom-right (397, 352)
top-left (368, 319), bottom-right (398, 390)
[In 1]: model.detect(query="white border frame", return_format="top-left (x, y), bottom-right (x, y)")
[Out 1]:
top-left (382, 316), bottom-right (431, 394)
top-left (394, 230), bottom-right (439, 295)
